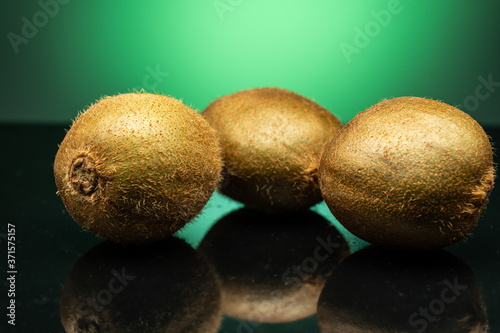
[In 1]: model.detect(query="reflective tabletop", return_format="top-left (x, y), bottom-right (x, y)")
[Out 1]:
top-left (1, 125), bottom-right (499, 333)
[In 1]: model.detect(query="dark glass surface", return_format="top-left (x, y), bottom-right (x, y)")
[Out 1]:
top-left (1, 124), bottom-right (499, 333)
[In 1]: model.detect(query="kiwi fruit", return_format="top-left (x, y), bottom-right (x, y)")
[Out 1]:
top-left (202, 87), bottom-right (343, 212)
top-left (54, 92), bottom-right (222, 243)
top-left (198, 208), bottom-right (350, 323)
top-left (59, 237), bottom-right (222, 333)
top-left (319, 96), bottom-right (495, 250)
top-left (317, 247), bottom-right (488, 333)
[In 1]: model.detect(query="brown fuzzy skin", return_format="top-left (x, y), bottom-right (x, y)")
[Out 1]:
top-left (202, 87), bottom-right (343, 212)
top-left (319, 96), bottom-right (495, 251)
top-left (60, 237), bottom-right (222, 333)
top-left (54, 92), bottom-right (223, 243)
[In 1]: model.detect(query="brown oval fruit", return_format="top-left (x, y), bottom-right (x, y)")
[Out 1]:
top-left (202, 87), bottom-right (343, 212)
top-left (54, 92), bottom-right (223, 243)
top-left (319, 96), bottom-right (495, 250)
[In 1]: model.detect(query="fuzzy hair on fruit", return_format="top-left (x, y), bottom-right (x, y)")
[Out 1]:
top-left (202, 87), bottom-right (343, 212)
top-left (54, 92), bottom-right (223, 243)
top-left (319, 96), bottom-right (496, 250)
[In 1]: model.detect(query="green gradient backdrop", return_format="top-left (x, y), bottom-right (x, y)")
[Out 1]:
top-left (1, 0), bottom-right (499, 124)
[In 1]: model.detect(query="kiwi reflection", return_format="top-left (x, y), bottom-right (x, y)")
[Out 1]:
top-left (60, 237), bottom-right (221, 333)
top-left (198, 208), bottom-right (350, 323)
top-left (317, 247), bottom-right (488, 333)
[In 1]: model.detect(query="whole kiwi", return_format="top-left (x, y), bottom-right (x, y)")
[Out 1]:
top-left (202, 87), bottom-right (343, 212)
top-left (54, 92), bottom-right (222, 243)
top-left (319, 96), bottom-right (495, 250)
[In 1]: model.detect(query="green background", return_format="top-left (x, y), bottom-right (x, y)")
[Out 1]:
top-left (1, 0), bottom-right (499, 125)
top-left (2, 1), bottom-right (500, 332)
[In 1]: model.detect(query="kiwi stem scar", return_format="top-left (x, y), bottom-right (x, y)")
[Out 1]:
top-left (69, 155), bottom-right (99, 195)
